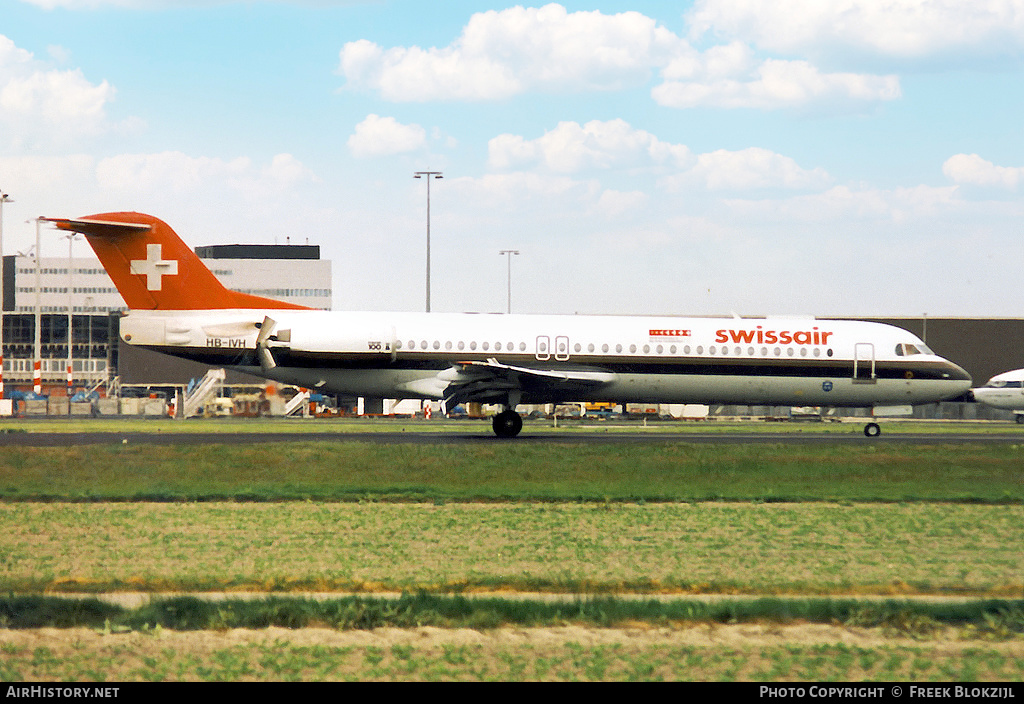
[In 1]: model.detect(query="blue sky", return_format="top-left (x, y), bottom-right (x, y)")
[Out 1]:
top-left (1, 1), bottom-right (1023, 318)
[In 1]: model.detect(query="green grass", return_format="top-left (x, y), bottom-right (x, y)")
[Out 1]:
top-left (2, 502), bottom-right (1021, 596)
top-left (0, 440), bottom-right (1022, 503)
top-left (2, 594), bottom-right (1021, 633)
top-left (2, 632), bottom-right (1020, 682)
top-left (4, 415), bottom-right (1024, 435)
top-left (2, 419), bottom-right (1021, 681)
top-left (2, 596), bottom-right (1021, 682)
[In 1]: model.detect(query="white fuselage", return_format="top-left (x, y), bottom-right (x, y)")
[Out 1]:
top-left (972, 369), bottom-right (1024, 412)
top-left (120, 310), bottom-right (972, 408)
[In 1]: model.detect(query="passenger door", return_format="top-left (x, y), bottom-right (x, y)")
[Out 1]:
top-left (853, 343), bottom-right (876, 383)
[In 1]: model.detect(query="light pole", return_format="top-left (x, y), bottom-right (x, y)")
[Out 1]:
top-left (65, 232), bottom-right (80, 396)
top-left (33, 218), bottom-right (41, 396)
top-left (413, 171), bottom-right (442, 312)
top-left (0, 191), bottom-right (11, 400)
top-left (85, 296), bottom-right (93, 386)
top-left (499, 249), bottom-right (519, 314)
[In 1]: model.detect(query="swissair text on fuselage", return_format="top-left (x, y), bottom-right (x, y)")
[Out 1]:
top-left (715, 327), bottom-right (834, 346)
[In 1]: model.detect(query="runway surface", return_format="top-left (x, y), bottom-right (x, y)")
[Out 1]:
top-left (0, 428), bottom-right (1020, 446)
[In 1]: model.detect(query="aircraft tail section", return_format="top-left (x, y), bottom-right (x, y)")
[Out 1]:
top-left (43, 212), bottom-right (309, 311)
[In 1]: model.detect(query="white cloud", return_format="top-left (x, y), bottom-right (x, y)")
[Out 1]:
top-left (260, 153), bottom-right (319, 188)
top-left (451, 172), bottom-right (599, 209)
top-left (19, 1), bottom-right (363, 8)
top-left (339, 39), bottom-right (522, 102)
top-left (347, 114), bottom-right (427, 158)
top-left (337, 4), bottom-right (903, 111)
top-left (654, 53), bottom-right (901, 110)
top-left (688, 0), bottom-right (1024, 60)
top-left (943, 153), bottom-right (1024, 189)
top-left (491, 120), bottom-right (828, 191)
top-left (0, 34), bottom-right (120, 148)
top-left (0, 151), bottom-right (317, 226)
top-left (17, 0), bottom-right (124, 7)
top-left (684, 148), bottom-right (831, 190)
top-left (338, 3), bottom-right (683, 101)
top-left (1, 69), bottom-right (111, 121)
top-left (596, 189), bottom-right (648, 217)
top-left (489, 119), bottom-right (692, 173)
top-left (94, 151), bottom-right (317, 198)
top-left (96, 152), bottom-right (247, 193)
top-left (724, 184), bottom-right (963, 224)
top-left (0, 154), bottom-right (95, 193)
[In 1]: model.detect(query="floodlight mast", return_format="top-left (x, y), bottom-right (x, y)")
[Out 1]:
top-left (0, 191), bottom-right (11, 400)
top-left (413, 171), bottom-right (443, 312)
top-left (33, 218), bottom-right (41, 395)
top-left (499, 249), bottom-right (519, 314)
top-left (64, 231), bottom-right (81, 395)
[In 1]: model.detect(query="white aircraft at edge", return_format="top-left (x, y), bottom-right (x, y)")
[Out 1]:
top-left (44, 212), bottom-right (973, 437)
top-left (971, 369), bottom-right (1024, 422)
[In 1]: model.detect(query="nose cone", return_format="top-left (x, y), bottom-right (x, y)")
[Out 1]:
top-left (943, 360), bottom-right (972, 383)
top-left (940, 359), bottom-right (973, 399)
top-left (970, 385), bottom-right (1000, 408)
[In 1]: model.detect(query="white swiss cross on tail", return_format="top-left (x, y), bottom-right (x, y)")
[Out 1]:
top-left (130, 244), bottom-right (178, 291)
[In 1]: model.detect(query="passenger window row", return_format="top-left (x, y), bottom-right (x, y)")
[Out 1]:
top-left (393, 339), bottom-right (834, 358)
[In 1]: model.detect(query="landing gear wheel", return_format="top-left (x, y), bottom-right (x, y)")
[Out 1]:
top-left (492, 410), bottom-right (523, 438)
top-left (864, 422), bottom-right (881, 437)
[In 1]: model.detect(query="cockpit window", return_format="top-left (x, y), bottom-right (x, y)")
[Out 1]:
top-left (986, 379), bottom-right (1022, 388)
top-left (895, 343), bottom-right (934, 357)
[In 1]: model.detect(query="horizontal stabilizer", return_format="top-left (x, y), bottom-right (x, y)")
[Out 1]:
top-left (43, 217), bottom-right (153, 238)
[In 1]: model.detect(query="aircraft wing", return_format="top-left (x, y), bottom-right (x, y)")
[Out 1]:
top-left (438, 358), bottom-right (616, 410)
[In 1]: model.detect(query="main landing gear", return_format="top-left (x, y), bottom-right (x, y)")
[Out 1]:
top-left (863, 422), bottom-right (881, 437)
top-left (492, 409), bottom-right (523, 438)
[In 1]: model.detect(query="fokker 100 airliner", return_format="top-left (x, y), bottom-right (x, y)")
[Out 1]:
top-left (971, 369), bottom-right (1024, 422)
top-left (44, 213), bottom-right (972, 437)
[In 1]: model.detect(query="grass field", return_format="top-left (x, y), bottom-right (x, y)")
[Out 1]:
top-left (1, 502), bottom-right (1022, 595)
top-left (4, 623), bottom-right (1022, 682)
top-left (2, 593), bottom-right (1023, 681)
top-left (1, 436), bottom-right (1022, 503)
top-left (0, 418), bottom-right (1021, 681)
top-left (4, 415), bottom-right (1024, 435)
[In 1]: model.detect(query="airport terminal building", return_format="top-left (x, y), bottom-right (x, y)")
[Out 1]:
top-left (1, 243), bottom-right (331, 394)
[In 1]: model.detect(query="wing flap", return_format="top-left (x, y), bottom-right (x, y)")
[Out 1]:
top-left (460, 358), bottom-right (616, 383)
top-left (440, 358), bottom-right (615, 409)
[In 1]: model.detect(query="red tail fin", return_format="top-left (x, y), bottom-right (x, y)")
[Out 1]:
top-left (43, 212), bottom-right (309, 311)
